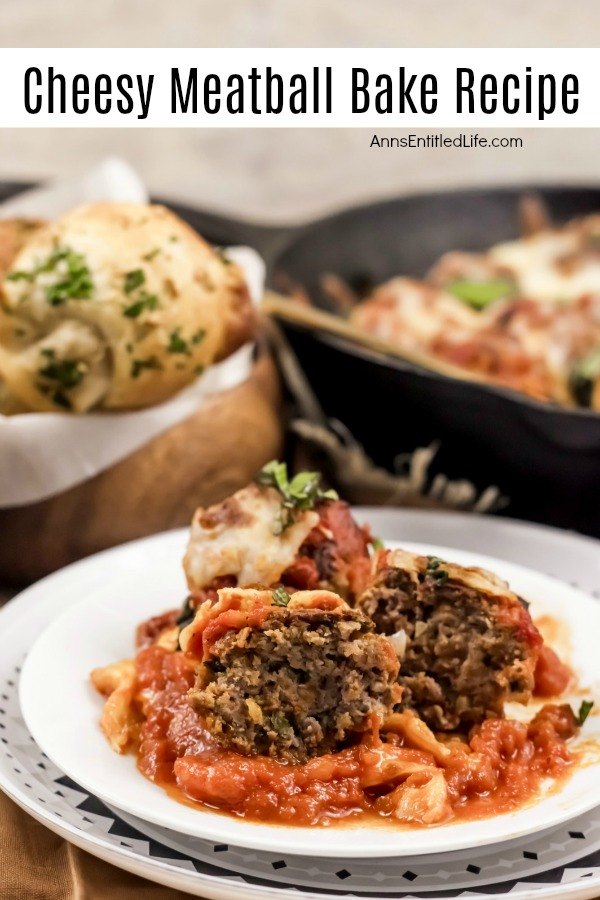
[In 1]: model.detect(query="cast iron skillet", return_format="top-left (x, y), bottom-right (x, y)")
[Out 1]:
top-left (1, 182), bottom-right (599, 536)
top-left (268, 187), bottom-right (600, 537)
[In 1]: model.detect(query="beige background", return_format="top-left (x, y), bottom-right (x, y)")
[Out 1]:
top-left (1, 0), bottom-right (599, 222)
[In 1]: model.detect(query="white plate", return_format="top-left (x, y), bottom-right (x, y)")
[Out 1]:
top-left (3, 511), bottom-right (600, 898)
top-left (19, 533), bottom-right (600, 859)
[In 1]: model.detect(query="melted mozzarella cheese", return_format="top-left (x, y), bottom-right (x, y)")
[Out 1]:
top-left (443, 562), bottom-right (510, 597)
top-left (184, 483), bottom-right (320, 592)
top-left (351, 278), bottom-right (480, 347)
top-left (386, 549), bottom-right (422, 584)
top-left (491, 232), bottom-right (600, 302)
top-left (387, 549), bottom-right (512, 600)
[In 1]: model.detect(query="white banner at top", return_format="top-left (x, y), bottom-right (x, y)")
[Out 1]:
top-left (0, 47), bottom-right (598, 127)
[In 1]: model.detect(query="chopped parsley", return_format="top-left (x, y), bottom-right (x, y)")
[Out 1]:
top-left (448, 278), bottom-right (516, 310)
top-left (577, 699), bottom-right (594, 726)
top-left (46, 252), bottom-right (93, 305)
top-left (272, 587), bottom-right (291, 607)
top-left (194, 364), bottom-right (205, 376)
top-left (191, 328), bottom-right (206, 345)
top-left (123, 291), bottom-right (159, 318)
top-left (51, 390), bottom-right (72, 409)
top-left (38, 358), bottom-right (85, 390)
top-left (8, 248), bottom-right (70, 282)
top-left (142, 247), bottom-right (161, 262)
top-left (372, 536), bottom-right (385, 551)
top-left (257, 460), bottom-right (338, 534)
top-left (204, 658), bottom-right (225, 674)
top-left (270, 713), bottom-right (292, 736)
top-left (167, 328), bottom-right (191, 356)
top-left (37, 356), bottom-right (86, 409)
top-left (131, 356), bottom-right (162, 378)
top-left (216, 248), bottom-right (232, 266)
top-left (124, 269), bottom-right (145, 293)
top-left (6, 270), bottom-right (32, 282)
top-left (175, 596), bottom-right (196, 629)
top-left (8, 247), bottom-right (94, 306)
top-left (37, 248), bottom-right (71, 275)
top-left (426, 555), bottom-right (449, 584)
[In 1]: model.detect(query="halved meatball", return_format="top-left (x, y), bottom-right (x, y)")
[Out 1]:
top-left (180, 588), bottom-right (400, 762)
top-left (357, 550), bottom-right (542, 731)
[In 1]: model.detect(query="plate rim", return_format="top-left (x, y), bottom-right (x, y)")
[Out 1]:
top-left (4, 780), bottom-right (600, 900)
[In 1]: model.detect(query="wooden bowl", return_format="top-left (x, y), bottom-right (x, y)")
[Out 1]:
top-left (0, 354), bottom-right (283, 585)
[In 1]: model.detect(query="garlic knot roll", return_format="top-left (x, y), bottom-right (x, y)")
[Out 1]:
top-left (0, 203), bottom-right (254, 412)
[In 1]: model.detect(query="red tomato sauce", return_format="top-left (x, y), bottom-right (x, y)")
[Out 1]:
top-left (534, 644), bottom-right (573, 697)
top-left (133, 646), bottom-right (579, 828)
top-left (282, 500), bottom-right (373, 598)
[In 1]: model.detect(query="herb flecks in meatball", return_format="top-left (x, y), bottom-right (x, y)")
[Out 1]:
top-left (180, 588), bottom-right (401, 762)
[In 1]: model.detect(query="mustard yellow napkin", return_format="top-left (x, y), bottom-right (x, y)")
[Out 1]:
top-left (0, 792), bottom-right (193, 899)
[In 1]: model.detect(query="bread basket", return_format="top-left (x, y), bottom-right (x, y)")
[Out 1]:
top-left (0, 164), bottom-right (283, 583)
top-left (0, 352), bottom-right (282, 584)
